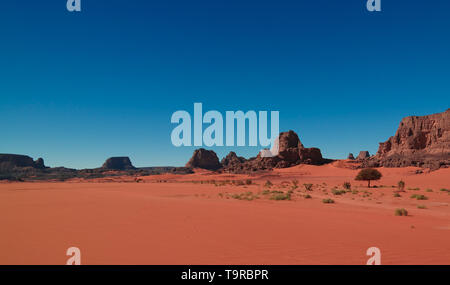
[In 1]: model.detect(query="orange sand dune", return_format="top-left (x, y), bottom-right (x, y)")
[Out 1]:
top-left (0, 165), bottom-right (449, 264)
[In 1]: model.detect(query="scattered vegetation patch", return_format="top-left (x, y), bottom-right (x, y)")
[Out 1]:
top-left (417, 205), bottom-right (427, 209)
top-left (231, 191), bottom-right (259, 201)
top-left (393, 193), bottom-right (401, 198)
top-left (425, 189), bottom-right (433, 192)
top-left (270, 192), bottom-right (292, 201)
top-left (408, 187), bottom-right (420, 191)
top-left (304, 194), bottom-right (312, 199)
top-left (322, 198), bottom-right (335, 204)
top-left (332, 189), bottom-right (347, 195)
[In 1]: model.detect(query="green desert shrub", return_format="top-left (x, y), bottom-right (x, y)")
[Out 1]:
top-left (393, 193), bottom-right (401, 198)
top-left (397, 180), bottom-right (405, 192)
top-left (395, 208), bottom-right (408, 216)
top-left (304, 194), bottom-right (312, 199)
top-left (322, 198), bottom-right (335, 204)
top-left (270, 193), bottom-right (291, 201)
top-left (343, 182), bottom-right (351, 190)
top-left (332, 189), bottom-right (346, 195)
top-left (303, 183), bottom-right (313, 191)
top-left (417, 205), bottom-right (427, 209)
top-left (410, 194), bottom-right (428, 200)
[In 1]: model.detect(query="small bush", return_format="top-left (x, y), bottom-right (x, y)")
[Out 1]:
top-left (322, 198), bottom-right (335, 204)
top-left (332, 189), bottom-right (347, 195)
top-left (270, 193), bottom-right (291, 201)
top-left (408, 187), bottom-right (420, 191)
top-left (397, 180), bottom-right (405, 192)
top-left (395, 208), bottom-right (408, 216)
top-left (264, 180), bottom-right (273, 188)
top-left (425, 189), bottom-right (433, 192)
top-left (393, 193), bottom-right (401, 198)
top-left (303, 183), bottom-right (313, 191)
top-left (304, 194), bottom-right (312, 199)
top-left (411, 194), bottom-right (428, 200)
top-left (417, 205), bottom-right (427, 209)
top-left (343, 182), bottom-right (351, 190)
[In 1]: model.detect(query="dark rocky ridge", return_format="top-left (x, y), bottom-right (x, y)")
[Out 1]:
top-left (0, 154), bottom-right (46, 170)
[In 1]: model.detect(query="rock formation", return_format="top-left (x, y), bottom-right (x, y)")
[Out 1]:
top-left (219, 130), bottom-right (326, 173)
top-left (0, 154), bottom-right (46, 170)
top-left (356, 151), bottom-right (370, 160)
top-left (102, 157), bottom-right (135, 170)
top-left (347, 153), bottom-right (355, 160)
top-left (186, 148), bottom-right (222, 170)
top-left (363, 109), bottom-right (450, 169)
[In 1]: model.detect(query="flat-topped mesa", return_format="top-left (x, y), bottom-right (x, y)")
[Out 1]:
top-left (102, 157), bottom-right (135, 170)
top-left (364, 109), bottom-right (450, 169)
top-left (0, 154), bottom-right (46, 170)
top-left (185, 148), bottom-right (222, 171)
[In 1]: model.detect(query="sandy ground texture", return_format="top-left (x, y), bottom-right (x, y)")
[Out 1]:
top-left (1, 163), bottom-right (449, 264)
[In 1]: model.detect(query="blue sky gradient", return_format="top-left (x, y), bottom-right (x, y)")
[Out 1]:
top-left (1, 0), bottom-right (449, 168)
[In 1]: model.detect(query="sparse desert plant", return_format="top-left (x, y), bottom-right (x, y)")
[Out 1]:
top-left (440, 188), bottom-right (449, 193)
top-left (261, 189), bottom-right (271, 195)
top-left (395, 208), bottom-right (408, 216)
top-left (426, 189), bottom-right (433, 192)
top-left (264, 180), bottom-right (273, 188)
top-left (355, 168), bottom-right (382, 188)
top-left (397, 180), bottom-right (405, 192)
top-left (270, 192), bottom-right (291, 201)
top-left (303, 183), bottom-right (313, 191)
top-left (292, 179), bottom-right (299, 188)
top-left (417, 205), bottom-right (427, 209)
top-left (393, 193), bottom-right (401, 198)
top-left (411, 194), bottom-right (428, 200)
top-left (352, 190), bottom-right (359, 194)
top-left (231, 191), bottom-right (258, 201)
top-left (408, 187), bottom-right (420, 191)
top-left (322, 198), bottom-right (335, 204)
top-left (332, 189), bottom-right (346, 195)
top-left (304, 194), bottom-right (312, 199)
top-left (233, 180), bottom-right (245, 186)
top-left (343, 182), bottom-right (351, 190)
top-left (245, 179), bottom-right (252, 185)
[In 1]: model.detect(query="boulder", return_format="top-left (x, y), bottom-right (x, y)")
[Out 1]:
top-left (102, 157), bottom-right (135, 170)
top-left (186, 149), bottom-right (222, 170)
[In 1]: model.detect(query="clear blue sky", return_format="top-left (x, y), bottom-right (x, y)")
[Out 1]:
top-left (1, 0), bottom-right (449, 169)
